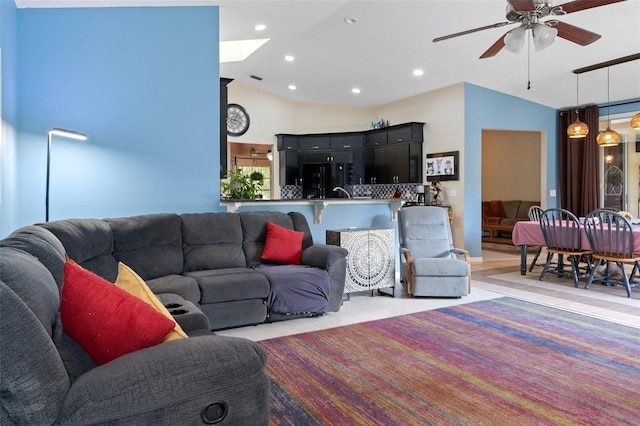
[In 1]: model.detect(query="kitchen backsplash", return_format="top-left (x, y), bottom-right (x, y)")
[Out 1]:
top-left (281, 183), bottom-right (428, 201)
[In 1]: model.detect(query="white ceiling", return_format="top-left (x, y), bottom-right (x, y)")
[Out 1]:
top-left (16, 0), bottom-right (640, 110)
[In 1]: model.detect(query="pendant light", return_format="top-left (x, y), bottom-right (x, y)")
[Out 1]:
top-left (631, 112), bottom-right (640, 130)
top-left (596, 67), bottom-right (620, 147)
top-left (567, 74), bottom-right (589, 138)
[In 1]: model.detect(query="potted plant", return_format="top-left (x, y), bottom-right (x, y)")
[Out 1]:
top-left (220, 169), bottom-right (263, 200)
top-left (250, 171), bottom-right (264, 183)
top-left (430, 179), bottom-right (443, 206)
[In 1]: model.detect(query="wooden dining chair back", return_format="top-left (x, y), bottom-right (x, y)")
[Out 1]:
top-left (583, 209), bottom-right (640, 297)
top-left (539, 208), bottom-right (591, 287)
top-left (527, 205), bottom-right (544, 272)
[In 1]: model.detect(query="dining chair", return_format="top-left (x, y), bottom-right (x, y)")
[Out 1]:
top-left (583, 209), bottom-right (640, 298)
top-left (539, 208), bottom-right (592, 287)
top-left (527, 205), bottom-right (544, 272)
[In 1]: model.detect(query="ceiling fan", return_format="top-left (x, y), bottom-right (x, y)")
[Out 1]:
top-left (433, 0), bottom-right (626, 59)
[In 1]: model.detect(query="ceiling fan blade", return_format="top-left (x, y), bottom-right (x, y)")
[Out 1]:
top-left (555, 0), bottom-right (626, 14)
top-left (549, 20), bottom-right (601, 45)
top-left (433, 22), bottom-right (511, 42)
top-left (479, 34), bottom-right (507, 59)
top-left (507, 0), bottom-right (536, 12)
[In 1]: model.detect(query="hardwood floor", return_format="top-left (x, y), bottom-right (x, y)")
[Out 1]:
top-left (216, 247), bottom-right (640, 342)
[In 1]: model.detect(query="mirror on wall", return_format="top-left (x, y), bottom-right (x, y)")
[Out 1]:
top-left (600, 112), bottom-right (640, 214)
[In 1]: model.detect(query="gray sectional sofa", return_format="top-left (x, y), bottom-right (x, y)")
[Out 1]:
top-left (40, 210), bottom-right (348, 331)
top-left (0, 210), bottom-right (348, 424)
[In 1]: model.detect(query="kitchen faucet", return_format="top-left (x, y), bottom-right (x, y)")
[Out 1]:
top-left (332, 187), bottom-right (351, 199)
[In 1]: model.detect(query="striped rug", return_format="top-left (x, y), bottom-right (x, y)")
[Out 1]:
top-left (259, 297), bottom-right (640, 425)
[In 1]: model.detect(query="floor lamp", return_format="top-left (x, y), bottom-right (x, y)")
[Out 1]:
top-left (46, 128), bottom-right (88, 222)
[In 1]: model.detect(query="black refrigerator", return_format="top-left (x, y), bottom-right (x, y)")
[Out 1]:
top-left (302, 163), bottom-right (353, 199)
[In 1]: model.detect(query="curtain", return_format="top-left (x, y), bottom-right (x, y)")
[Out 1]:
top-left (559, 104), bottom-right (600, 216)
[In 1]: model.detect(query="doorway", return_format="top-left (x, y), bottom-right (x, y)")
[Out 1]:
top-left (228, 143), bottom-right (274, 199)
top-left (481, 129), bottom-right (543, 203)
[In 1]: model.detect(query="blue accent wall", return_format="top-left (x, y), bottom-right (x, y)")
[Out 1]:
top-left (5, 6), bottom-right (219, 235)
top-left (1, 1), bottom-right (18, 237)
top-left (464, 83), bottom-right (558, 256)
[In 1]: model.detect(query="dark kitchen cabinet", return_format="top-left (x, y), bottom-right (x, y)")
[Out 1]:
top-left (279, 150), bottom-right (302, 186)
top-left (277, 135), bottom-right (299, 151)
top-left (298, 136), bottom-right (331, 150)
top-left (365, 130), bottom-right (387, 148)
top-left (363, 123), bottom-right (424, 184)
top-left (332, 134), bottom-right (364, 149)
top-left (277, 122), bottom-right (423, 187)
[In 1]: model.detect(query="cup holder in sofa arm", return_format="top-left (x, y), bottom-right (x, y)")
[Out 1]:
top-left (157, 294), bottom-right (211, 335)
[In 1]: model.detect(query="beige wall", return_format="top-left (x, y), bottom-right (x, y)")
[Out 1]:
top-left (481, 130), bottom-right (542, 202)
top-left (372, 84), bottom-right (465, 244)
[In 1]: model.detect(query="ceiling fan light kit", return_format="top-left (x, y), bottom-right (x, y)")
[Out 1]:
top-left (432, 0), bottom-right (626, 59)
top-left (531, 23), bottom-right (557, 51)
top-left (504, 27), bottom-right (526, 53)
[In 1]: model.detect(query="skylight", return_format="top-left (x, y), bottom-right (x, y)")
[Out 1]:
top-left (220, 39), bottom-right (270, 63)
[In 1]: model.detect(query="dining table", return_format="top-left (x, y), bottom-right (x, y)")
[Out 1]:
top-left (511, 219), bottom-right (640, 275)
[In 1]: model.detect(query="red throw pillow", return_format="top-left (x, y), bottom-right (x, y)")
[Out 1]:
top-left (261, 221), bottom-right (304, 265)
top-left (60, 260), bottom-right (175, 365)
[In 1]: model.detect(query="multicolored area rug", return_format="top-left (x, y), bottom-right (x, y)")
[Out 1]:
top-left (259, 297), bottom-right (640, 425)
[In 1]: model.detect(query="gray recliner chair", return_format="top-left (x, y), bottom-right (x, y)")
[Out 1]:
top-left (398, 206), bottom-right (471, 297)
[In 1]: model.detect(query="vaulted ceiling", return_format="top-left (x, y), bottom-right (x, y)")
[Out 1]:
top-left (16, 0), bottom-right (640, 110)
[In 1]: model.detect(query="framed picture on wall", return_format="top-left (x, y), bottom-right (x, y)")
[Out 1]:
top-left (426, 151), bottom-right (459, 181)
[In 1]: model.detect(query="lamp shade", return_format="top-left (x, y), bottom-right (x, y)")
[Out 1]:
top-left (567, 118), bottom-right (589, 138)
top-left (596, 127), bottom-right (621, 147)
top-left (504, 27), bottom-right (525, 53)
top-left (532, 23), bottom-right (557, 51)
top-left (632, 112), bottom-right (640, 130)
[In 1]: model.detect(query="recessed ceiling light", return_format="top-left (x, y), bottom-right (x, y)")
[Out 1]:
top-left (254, 24), bottom-right (266, 31)
top-left (344, 17), bottom-right (359, 25)
top-left (352, 88), bottom-right (361, 94)
top-left (284, 55), bottom-right (295, 62)
top-left (288, 85), bottom-right (297, 90)
top-left (413, 69), bottom-right (424, 76)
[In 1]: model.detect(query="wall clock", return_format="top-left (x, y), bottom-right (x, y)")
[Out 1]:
top-left (227, 103), bottom-right (250, 137)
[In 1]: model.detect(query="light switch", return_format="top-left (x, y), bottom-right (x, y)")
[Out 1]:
top-left (550, 189), bottom-right (556, 197)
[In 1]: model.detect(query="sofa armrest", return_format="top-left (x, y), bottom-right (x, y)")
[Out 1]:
top-left (301, 244), bottom-right (348, 312)
top-left (451, 248), bottom-right (472, 294)
top-left (58, 336), bottom-right (270, 425)
top-left (301, 244), bottom-right (348, 270)
top-left (483, 216), bottom-right (503, 225)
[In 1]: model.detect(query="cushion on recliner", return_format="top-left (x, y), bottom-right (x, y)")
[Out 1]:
top-left (501, 200), bottom-right (521, 220)
top-left (186, 268), bottom-right (270, 304)
top-left (181, 212), bottom-right (246, 271)
top-left (39, 219), bottom-right (118, 282)
top-left (257, 264), bottom-right (329, 315)
top-left (145, 274), bottom-right (201, 303)
top-left (240, 211), bottom-right (300, 266)
top-left (60, 260), bottom-right (175, 365)
top-left (261, 221), bottom-right (304, 264)
top-left (412, 257), bottom-right (469, 277)
top-left (106, 214), bottom-right (183, 280)
top-left (0, 280), bottom-right (70, 426)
